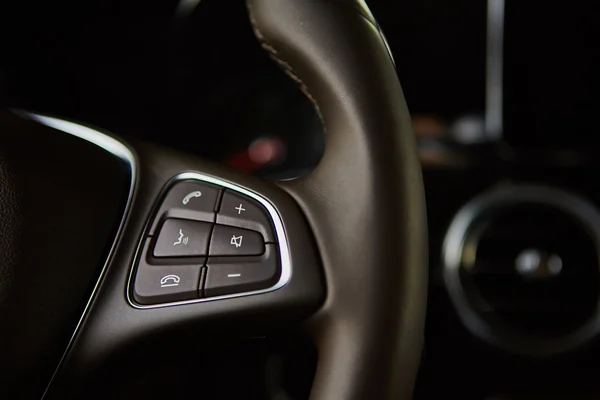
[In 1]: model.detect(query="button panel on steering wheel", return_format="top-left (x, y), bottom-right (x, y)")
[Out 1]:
top-left (131, 174), bottom-right (285, 307)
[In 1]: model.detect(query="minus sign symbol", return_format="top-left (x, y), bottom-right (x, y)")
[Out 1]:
top-left (227, 273), bottom-right (241, 278)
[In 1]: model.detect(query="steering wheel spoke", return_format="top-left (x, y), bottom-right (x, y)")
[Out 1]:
top-left (32, 121), bottom-right (325, 397)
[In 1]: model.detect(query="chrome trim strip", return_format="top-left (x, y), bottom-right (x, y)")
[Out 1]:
top-left (126, 172), bottom-right (292, 309)
top-left (18, 112), bottom-right (137, 399)
top-left (485, 0), bottom-right (504, 139)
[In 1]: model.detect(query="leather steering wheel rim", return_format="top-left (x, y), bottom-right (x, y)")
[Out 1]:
top-left (248, 1), bottom-right (428, 398)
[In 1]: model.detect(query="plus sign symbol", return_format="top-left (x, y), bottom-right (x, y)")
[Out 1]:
top-left (235, 203), bottom-right (246, 215)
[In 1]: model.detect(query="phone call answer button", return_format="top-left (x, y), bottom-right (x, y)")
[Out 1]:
top-left (133, 264), bottom-right (203, 305)
top-left (149, 180), bottom-right (220, 235)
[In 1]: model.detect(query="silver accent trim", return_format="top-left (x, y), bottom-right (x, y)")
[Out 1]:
top-left (485, 0), bottom-right (504, 139)
top-left (443, 185), bottom-right (600, 356)
top-left (16, 113), bottom-right (137, 398)
top-left (126, 172), bottom-right (291, 309)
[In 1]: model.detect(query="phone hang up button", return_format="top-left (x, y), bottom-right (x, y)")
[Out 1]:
top-left (134, 263), bottom-right (204, 305)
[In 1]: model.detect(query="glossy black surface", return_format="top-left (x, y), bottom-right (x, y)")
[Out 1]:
top-left (0, 112), bottom-right (132, 399)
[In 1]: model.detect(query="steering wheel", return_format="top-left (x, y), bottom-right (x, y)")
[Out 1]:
top-left (0, 1), bottom-right (427, 399)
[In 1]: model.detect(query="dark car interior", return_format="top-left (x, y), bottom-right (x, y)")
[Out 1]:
top-left (1, 1), bottom-right (600, 399)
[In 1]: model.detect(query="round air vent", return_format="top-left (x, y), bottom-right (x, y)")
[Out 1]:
top-left (443, 185), bottom-right (600, 356)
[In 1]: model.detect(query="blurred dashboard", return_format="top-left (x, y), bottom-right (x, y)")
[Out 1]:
top-left (1, 1), bottom-right (598, 174)
top-left (0, 0), bottom-right (491, 177)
